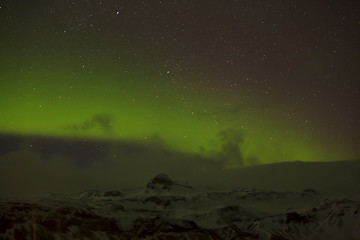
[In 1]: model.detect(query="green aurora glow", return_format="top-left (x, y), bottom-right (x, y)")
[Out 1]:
top-left (0, 55), bottom-right (350, 166)
top-left (0, 1), bottom-right (358, 167)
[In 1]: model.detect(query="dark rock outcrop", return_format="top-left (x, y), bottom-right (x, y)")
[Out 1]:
top-left (104, 191), bottom-right (122, 197)
top-left (285, 212), bottom-right (309, 224)
top-left (146, 173), bottom-right (173, 189)
top-left (301, 188), bottom-right (318, 198)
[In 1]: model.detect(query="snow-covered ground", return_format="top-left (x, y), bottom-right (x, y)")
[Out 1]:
top-left (1, 174), bottom-right (359, 240)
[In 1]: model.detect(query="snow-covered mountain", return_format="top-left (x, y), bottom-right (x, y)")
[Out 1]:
top-left (1, 174), bottom-right (359, 239)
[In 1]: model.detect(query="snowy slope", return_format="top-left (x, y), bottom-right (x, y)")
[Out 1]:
top-left (0, 174), bottom-right (359, 240)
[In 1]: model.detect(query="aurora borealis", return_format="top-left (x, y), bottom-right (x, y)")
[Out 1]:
top-left (0, 0), bottom-right (359, 168)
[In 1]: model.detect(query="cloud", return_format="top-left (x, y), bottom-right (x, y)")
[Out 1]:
top-left (66, 113), bottom-right (114, 135)
top-left (144, 133), bottom-right (167, 149)
top-left (215, 128), bottom-right (245, 167)
top-left (0, 145), bottom-right (224, 197)
top-left (205, 128), bottom-right (258, 168)
top-left (92, 114), bottom-right (114, 134)
top-left (0, 151), bottom-right (78, 196)
top-left (0, 133), bottom-right (23, 156)
top-left (32, 137), bottom-right (111, 168)
top-left (0, 133), bottom-right (227, 196)
top-left (0, 134), bottom-right (111, 168)
top-left (1, 147), bottom-right (360, 197)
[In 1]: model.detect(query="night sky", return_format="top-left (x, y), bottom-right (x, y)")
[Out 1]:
top-left (0, 0), bottom-right (359, 170)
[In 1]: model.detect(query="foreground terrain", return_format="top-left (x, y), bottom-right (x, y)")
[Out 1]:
top-left (1, 174), bottom-right (360, 240)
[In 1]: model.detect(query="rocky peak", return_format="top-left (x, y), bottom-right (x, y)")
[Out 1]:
top-left (146, 173), bottom-right (173, 189)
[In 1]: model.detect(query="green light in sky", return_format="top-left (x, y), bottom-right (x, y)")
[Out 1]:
top-left (0, 57), bottom-right (351, 166)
